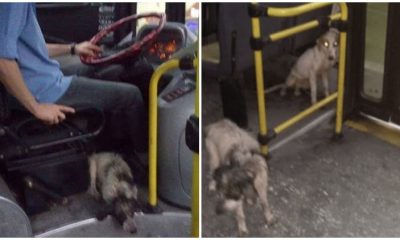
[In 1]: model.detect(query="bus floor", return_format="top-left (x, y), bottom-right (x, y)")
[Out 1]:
top-left (30, 186), bottom-right (190, 237)
top-left (202, 75), bottom-right (400, 237)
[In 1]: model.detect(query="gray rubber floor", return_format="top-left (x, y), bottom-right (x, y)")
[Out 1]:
top-left (202, 75), bottom-right (400, 237)
top-left (31, 188), bottom-right (190, 237)
top-left (35, 213), bottom-right (190, 237)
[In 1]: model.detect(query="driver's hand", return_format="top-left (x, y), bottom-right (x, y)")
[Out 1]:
top-left (32, 103), bottom-right (75, 125)
top-left (75, 41), bottom-right (102, 57)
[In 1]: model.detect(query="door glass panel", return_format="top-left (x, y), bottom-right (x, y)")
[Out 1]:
top-left (362, 3), bottom-right (388, 101)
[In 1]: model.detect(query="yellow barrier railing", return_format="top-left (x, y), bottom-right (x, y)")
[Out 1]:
top-left (269, 13), bottom-right (341, 42)
top-left (191, 58), bottom-right (199, 237)
top-left (148, 57), bottom-right (199, 237)
top-left (266, 2), bottom-right (333, 17)
top-left (250, 2), bottom-right (348, 155)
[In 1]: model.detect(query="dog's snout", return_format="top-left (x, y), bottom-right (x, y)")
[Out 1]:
top-left (123, 218), bottom-right (137, 234)
top-left (328, 56), bottom-right (334, 61)
top-left (130, 227), bottom-right (137, 234)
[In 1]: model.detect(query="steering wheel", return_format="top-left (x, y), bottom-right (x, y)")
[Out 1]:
top-left (80, 12), bottom-right (166, 65)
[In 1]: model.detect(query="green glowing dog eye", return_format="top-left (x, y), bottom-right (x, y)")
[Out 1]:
top-left (324, 41), bottom-right (329, 47)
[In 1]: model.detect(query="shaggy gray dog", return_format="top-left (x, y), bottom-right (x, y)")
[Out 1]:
top-left (88, 152), bottom-right (138, 233)
top-left (205, 119), bottom-right (275, 236)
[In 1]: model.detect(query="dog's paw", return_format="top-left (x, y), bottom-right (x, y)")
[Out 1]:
top-left (88, 188), bottom-right (101, 200)
top-left (267, 215), bottom-right (278, 226)
top-left (263, 224), bottom-right (269, 230)
top-left (238, 228), bottom-right (249, 237)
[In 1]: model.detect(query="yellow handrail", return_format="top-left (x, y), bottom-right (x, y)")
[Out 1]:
top-left (275, 93), bottom-right (338, 134)
top-left (267, 2), bottom-right (333, 17)
top-left (147, 57), bottom-right (199, 237)
top-left (269, 13), bottom-right (341, 42)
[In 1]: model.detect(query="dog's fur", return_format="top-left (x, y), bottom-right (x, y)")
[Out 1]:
top-left (205, 119), bottom-right (275, 236)
top-left (88, 152), bottom-right (139, 233)
top-left (280, 28), bottom-right (339, 105)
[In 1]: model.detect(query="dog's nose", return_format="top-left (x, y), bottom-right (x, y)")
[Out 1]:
top-left (329, 56), bottom-right (334, 61)
top-left (127, 224), bottom-right (137, 234)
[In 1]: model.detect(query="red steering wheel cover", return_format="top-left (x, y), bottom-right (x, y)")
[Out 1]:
top-left (80, 12), bottom-right (166, 65)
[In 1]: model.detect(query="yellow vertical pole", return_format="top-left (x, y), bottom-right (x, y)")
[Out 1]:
top-left (191, 59), bottom-right (199, 237)
top-left (251, 3), bottom-right (269, 155)
top-left (335, 3), bottom-right (348, 135)
top-left (148, 60), bottom-right (180, 207)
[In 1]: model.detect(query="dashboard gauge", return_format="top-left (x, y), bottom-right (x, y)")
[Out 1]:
top-left (138, 26), bottom-right (185, 63)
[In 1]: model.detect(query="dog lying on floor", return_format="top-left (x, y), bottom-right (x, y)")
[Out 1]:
top-left (205, 119), bottom-right (275, 236)
top-left (88, 152), bottom-right (139, 233)
top-left (280, 28), bottom-right (339, 105)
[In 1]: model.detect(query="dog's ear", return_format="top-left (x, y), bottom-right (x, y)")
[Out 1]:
top-left (125, 188), bottom-right (135, 200)
top-left (245, 170), bottom-right (256, 180)
top-left (316, 37), bottom-right (323, 51)
top-left (242, 170), bottom-right (255, 184)
top-left (234, 169), bottom-right (255, 186)
top-left (103, 185), bottom-right (118, 200)
top-left (214, 167), bottom-right (230, 190)
top-left (317, 36), bottom-right (329, 51)
top-left (118, 182), bottom-right (136, 199)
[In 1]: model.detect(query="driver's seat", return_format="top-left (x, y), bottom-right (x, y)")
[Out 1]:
top-left (0, 84), bottom-right (104, 215)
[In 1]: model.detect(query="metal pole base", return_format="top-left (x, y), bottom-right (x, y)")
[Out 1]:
top-left (263, 152), bottom-right (272, 162)
top-left (331, 133), bottom-right (344, 142)
top-left (144, 203), bottom-right (163, 214)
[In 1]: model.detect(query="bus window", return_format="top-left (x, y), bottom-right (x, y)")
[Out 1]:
top-left (136, 2), bottom-right (166, 33)
top-left (186, 2), bottom-right (199, 36)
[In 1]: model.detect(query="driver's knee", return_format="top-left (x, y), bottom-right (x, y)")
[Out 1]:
top-left (115, 82), bottom-right (144, 109)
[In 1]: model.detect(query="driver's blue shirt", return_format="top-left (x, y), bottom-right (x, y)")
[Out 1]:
top-left (0, 3), bottom-right (71, 103)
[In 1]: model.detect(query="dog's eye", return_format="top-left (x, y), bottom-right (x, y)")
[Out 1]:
top-left (323, 41), bottom-right (329, 48)
top-left (333, 41), bottom-right (338, 47)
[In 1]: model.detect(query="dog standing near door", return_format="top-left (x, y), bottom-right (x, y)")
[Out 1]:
top-left (280, 28), bottom-right (339, 105)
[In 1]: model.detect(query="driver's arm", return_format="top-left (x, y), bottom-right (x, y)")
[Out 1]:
top-left (0, 58), bottom-right (75, 125)
top-left (46, 42), bottom-right (102, 58)
top-left (0, 4), bottom-right (75, 125)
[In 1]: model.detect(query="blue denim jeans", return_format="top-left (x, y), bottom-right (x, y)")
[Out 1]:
top-left (56, 76), bottom-right (147, 152)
